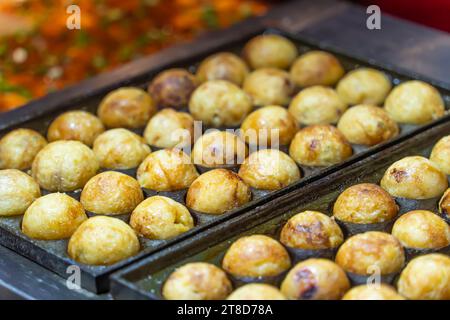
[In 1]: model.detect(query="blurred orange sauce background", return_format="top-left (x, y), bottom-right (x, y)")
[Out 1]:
top-left (0, 0), bottom-right (269, 112)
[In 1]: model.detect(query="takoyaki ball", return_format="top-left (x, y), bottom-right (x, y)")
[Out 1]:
top-left (430, 135), bottom-right (450, 174)
top-left (47, 111), bottom-right (105, 146)
top-left (22, 193), bottom-right (87, 240)
top-left (143, 108), bottom-right (194, 149)
top-left (0, 128), bottom-right (47, 170)
top-left (288, 86), bottom-right (347, 125)
top-left (335, 231), bottom-right (405, 276)
top-left (238, 149), bottom-right (301, 190)
top-left (68, 216), bottom-right (140, 266)
top-left (196, 52), bottom-right (249, 86)
top-left (32, 141), bottom-right (99, 192)
top-left (191, 131), bottom-right (248, 168)
top-left (222, 235), bottom-right (291, 278)
top-left (242, 34), bottom-right (298, 69)
top-left (186, 169), bottom-right (251, 215)
top-left (162, 262), bottom-right (232, 300)
top-left (290, 50), bottom-right (345, 87)
top-left (397, 253), bottom-right (450, 300)
top-left (148, 68), bottom-right (197, 109)
top-left (385, 80), bottom-right (445, 125)
top-left (342, 284), bottom-right (405, 300)
top-left (280, 211), bottom-right (343, 250)
top-left (227, 284), bottom-right (286, 300)
top-left (93, 129), bottom-right (150, 170)
top-left (281, 259), bottom-right (350, 300)
top-left (391, 210), bottom-right (450, 250)
top-left (243, 68), bottom-right (295, 107)
top-left (337, 105), bottom-right (399, 146)
top-left (80, 171), bottom-right (144, 215)
top-left (336, 68), bottom-right (392, 105)
top-left (98, 87), bottom-right (156, 128)
top-left (137, 149), bottom-right (199, 191)
top-left (333, 183), bottom-right (398, 224)
top-left (0, 169), bottom-right (40, 216)
top-left (130, 196), bottom-right (194, 240)
top-left (189, 80), bottom-right (252, 127)
top-left (380, 156), bottom-right (448, 199)
top-left (289, 125), bottom-right (353, 167)
top-left (240, 105), bottom-right (298, 146)
top-left (439, 189), bottom-right (450, 217)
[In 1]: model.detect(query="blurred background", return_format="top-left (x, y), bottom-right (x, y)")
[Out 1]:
top-left (0, 0), bottom-right (448, 112)
top-left (0, 0), bottom-right (270, 112)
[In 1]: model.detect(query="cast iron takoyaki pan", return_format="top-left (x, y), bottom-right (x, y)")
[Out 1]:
top-left (110, 120), bottom-right (450, 299)
top-left (0, 26), bottom-right (449, 294)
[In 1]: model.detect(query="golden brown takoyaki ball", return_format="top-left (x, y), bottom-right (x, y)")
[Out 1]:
top-left (80, 171), bottom-right (144, 215)
top-left (196, 52), bottom-right (249, 86)
top-left (0, 169), bottom-right (40, 216)
top-left (391, 210), bottom-right (450, 249)
top-left (397, 253), bottom-right (450, 300)
top-left (289, 125), bottom-right (352, 167)
top-left (333, 183), bottom-right (398, 224)
top-left (290, 50), bottom-right (345, 87)
top-left (342, 284), bottom-right (405, 300)
top-left (336, 231), bottom-right (405, 276)
top-left (430, 135), bottom-right (450, 174)
top-left (240, 105), bottom-right (298, 146)
top-left (22, 193), bottom-right (87, 240)
top-left (238, 149), bottom-right (301, 190)
top-left (130, 196), bottom-right (194, 240)
top-left (385, 80), bottom-right (445, 125)
top-left (227, 284), bottom-right (286, 300)
top-left (337, 105), bottom-right (399, 146)
top-left (137, 149), bottom-right (199, 191)
top-left (222, 235), bottom-right (291, 278)
top-left (243, 68), bottom-right (295, 106)
top-left (93, 128), bottom-right (151, 169)
top-left (189, 80), bottom-right (252, 127)
top-left (191, 131), bottom-right (248, 168)
top-left (380, 156), bottom-right (448, 199)
top-left (439, 189), bottom-right (450, 217)
top-left (98, 87), bottom-right (156, 128)
top-left (280, 211), bottom-right (343, 250)
top-left (288, 86), bottom-right (348, 125)
top-left (281, 259), bottom-right (350, 300)
top-left (186, 169), bottom-right (251, 215)
top-left (0, 128), bottom-right (47, 170)
top-left (242, 34), bottom-right (298, 70)
top-left (68, 216), bottom-right (140, 266)
top-left (162, 262), bottom-right (232, 300)
top-left (336, 68), bottom-right (392, 105)
top-left (143, 108), bottom-right (194, 149)
top-left (148, 68), bottom-right (197, 109)
top-left (32, 141), bottom-right (99, 192)
top-left (47, 111), bottom-right (105, 146)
